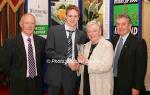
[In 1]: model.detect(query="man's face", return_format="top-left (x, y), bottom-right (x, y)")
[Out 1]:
top-left (20, 15), bottom-right (35, 36)
top-left (116, 17), bottom-right (131, 36)
top-left (65, 9), bottom-right (79, 28)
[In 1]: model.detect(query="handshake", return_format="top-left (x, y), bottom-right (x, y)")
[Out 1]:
top-left (66, 54), bottom-right (88, 71)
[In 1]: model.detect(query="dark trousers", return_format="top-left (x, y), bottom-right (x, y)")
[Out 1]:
top-left (48, 68), bottom-right (77, 95)
top-left (146, 91), bottom-right (150, 95)
top-left (48, 85), bottom-right (61, 95)
top-left (113, 77), bottom-right (131, 95)
top-left (114, 77), bottom-right (147, 95)
top-left (25, 77), bottom-right (42, 95)
top-left (10, 77), bottom-right (42, 95)
top-left (48, 80), bottom-right (77, 95)
top-left (140, 91), bottom-right (150, 95)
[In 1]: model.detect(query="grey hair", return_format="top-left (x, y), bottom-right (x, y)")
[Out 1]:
top-left (20, 13), bottom-right (36, 24)
top-left (86, 19), bottom-right (103, 33)
top-left (116, 14), bottom-right (132, 24)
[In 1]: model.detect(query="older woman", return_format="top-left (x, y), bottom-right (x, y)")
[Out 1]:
top-left (77, 19), bottom-right (114, 95)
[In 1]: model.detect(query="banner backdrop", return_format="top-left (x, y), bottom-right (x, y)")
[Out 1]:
top-left (112, 0), bottom-right (142, 37)
top-left (26, 0), bottom-right (49, 38)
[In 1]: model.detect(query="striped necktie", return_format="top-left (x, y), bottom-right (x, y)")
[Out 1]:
top-left (27, 38), bottom-right (36, 78)
top-left (67, 30), bottom-right (74, 59)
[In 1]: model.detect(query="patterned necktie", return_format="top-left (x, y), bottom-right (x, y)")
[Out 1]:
top-left (27, 38), bottom-right (36, 78)
top-left (113, 37), bottom-right (123, 77)
top-left (67, 30), bottom-right (73, 59)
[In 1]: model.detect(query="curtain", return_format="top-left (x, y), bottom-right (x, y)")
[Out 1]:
top-left (0, 0), bottom-right (24, 87)
top-left (0, 0), bottom-right (24, 46)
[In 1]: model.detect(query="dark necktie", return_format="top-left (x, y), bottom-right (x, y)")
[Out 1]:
top-left (113, 37), bottom-right (123, 77)
top-left (27, 38), bottom-right (36, 78)
top-left (67, 30), bottom-right (73, 59)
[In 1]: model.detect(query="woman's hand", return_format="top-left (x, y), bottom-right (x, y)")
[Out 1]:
top-left (77, 54), bottom-right (88, 65)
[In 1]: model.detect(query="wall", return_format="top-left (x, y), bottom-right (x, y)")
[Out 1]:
top-left (142, 1), bottom-right (150, 91)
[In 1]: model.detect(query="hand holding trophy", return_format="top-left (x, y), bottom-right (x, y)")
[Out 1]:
top-left (77, 44), bottom-right (86, 65)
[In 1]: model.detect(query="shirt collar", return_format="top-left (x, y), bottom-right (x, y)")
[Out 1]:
top-left (119, 32), bottom-right (130, 42)
top-left (21, 32), bottom-right (34, 41)
top-left (65, 23), bottom-right (76, 31)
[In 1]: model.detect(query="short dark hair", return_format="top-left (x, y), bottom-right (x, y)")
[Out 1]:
top-left (66, 5), bottom-right (80, 16)
top-left (116, 14), bottom-right (132, 24)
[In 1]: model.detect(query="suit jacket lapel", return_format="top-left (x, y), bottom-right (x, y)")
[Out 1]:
top-left (17, 34), bottom-right (27, 75)
top-left (75, 30), bottom-right (79, 45)
top-left (120, 33), bottom-right (132, 58)
top-left (18, 35), bottom-right (26, 57)
top-left (33, 35), bottom-right (41, 74)
top-left (33, 35), bottom-right (38, 60)
top-left (61, 25), bottom-right (68, 43)
top-left (61, 25), bottom-right (68, 54)
top-left (74, 29), bottom-right (80, 59)
top-left (112, 35), bottom-right (120, 50)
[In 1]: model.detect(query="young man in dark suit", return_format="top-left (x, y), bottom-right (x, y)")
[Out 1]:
top-left (112, 14), bottom-right (147, 95)
top-left (45, 5), bottom-right (86, 95)
top-left (1, 13), bottom-right (45, 95)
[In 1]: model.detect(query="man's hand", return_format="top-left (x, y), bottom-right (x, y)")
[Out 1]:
top-left (67, 59), bottom-right (80, 71)
top-left (75, 63), bottom-right (81, 71)
top-left (132, 88), bottom-right (139, 95)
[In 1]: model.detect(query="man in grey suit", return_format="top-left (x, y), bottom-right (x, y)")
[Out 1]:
top-left (45, 5), bottom-right (87, 95)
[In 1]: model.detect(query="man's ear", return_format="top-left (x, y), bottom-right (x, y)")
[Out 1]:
top-left (19, 21), bottom-right (22, 28)
top-left (129, 24), bottom-right (132, 31)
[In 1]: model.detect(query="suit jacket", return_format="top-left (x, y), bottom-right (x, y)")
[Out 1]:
top-left (79, 37), bottom-right (114, 95)
top-left (112, 33), bottom-right (147, 91)
top-left (2, 34), bottom-right (45, 95)
top-left (45, 25), bottom-right (87, 86)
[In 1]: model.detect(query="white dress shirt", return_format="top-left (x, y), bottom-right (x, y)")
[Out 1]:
top-left (21, 32), bottom-right (37, 77)
top-left (65, 24), bottom-right (76, 59)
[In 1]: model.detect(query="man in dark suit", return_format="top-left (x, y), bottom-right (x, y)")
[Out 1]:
top-left (1, 13), bottom-right (45, 95)
top-left (45, 5), bottom-right (86, 95)
top-left (112, 14), bottom-right (147, 95)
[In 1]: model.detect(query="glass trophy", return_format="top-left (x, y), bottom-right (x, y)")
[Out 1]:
top-left (77, 44), bottom-right (85, 65)
top-left (77, 44), bottom-right (85, 55)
